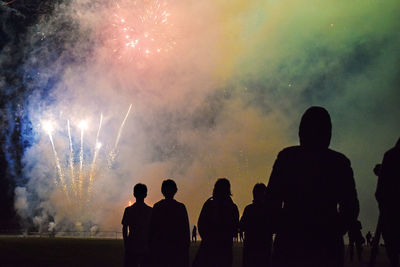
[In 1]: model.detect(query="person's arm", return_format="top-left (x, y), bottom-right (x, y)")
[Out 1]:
top-left (122, 225), bottom-right (128, 247)
top-left (233, 204), bottom-right (240, 239)
top-left (121, 208), bottom-right (128, 248)
top-left (182, 204), bottom-right (191, 248)
top-left (197, 199), bottom-right (210, 241)
top-left (239, 206), bottom-right (248, 233)
top-left (267, 152), bottom-right (285, 233)
top-left (338, 157), bottom-right (359, 235)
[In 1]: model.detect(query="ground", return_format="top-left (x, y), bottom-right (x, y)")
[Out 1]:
top-left (0, 236), bottom-right (392, 266)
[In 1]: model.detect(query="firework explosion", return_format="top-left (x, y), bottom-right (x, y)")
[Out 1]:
top-left (107, 0), bottom-right (175, 62)
top-left (40, 105), bottom-right (132, 223)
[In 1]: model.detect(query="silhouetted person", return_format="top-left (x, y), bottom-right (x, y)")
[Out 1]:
top-left (366, 231), bottom-right (373, 246)
top-left (239, 229), bottom-right (244, 243)
top-left (240, 183), bottom-right (273, 267)
top-left (193, 225), bottom-right (198, 242)
top-left (348, 220), bottom-right (364, 262)
top-left (149, 179), bottom-right (190, 267)
top-left (375, 138), bottom-right (400, 267)
top-left (193, 178), bottom-right (239, 267)
top-left (122, 183), bottom-right (152, 267)
top-left (267, 106), bottom-right (359, 267)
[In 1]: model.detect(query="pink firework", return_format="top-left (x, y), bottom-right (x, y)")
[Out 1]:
top-left (108, 0), bottom-right (176, 61)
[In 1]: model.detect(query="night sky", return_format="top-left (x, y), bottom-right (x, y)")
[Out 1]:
top-left (0, 0), bottom-right (399, 233)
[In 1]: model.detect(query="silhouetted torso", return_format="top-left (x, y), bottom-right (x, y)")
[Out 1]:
top-left (375, 141), bottom-right (400, 267)
top-left (240, 201), bottom-right (273, 267)
top-left (122, 202), bottom-right (152, 253)
top-left (268, 146), bottom-right (359, 267)
top-left (193, 196), bottom-right (239, 267)
top-left (149, 198), bottom-right (190, 267)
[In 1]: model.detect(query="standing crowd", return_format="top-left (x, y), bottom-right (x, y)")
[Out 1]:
top-left (122, 106), bottom-right (400, 267)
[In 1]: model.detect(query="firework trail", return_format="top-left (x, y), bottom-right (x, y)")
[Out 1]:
top-left (108, 104), bottom-right (132, 167)
top-left (43, 122), bottom-right (69, 201)
top-left (78, 120), bottom-right (88, 200)
top-left (88, 114), bottom-right (103, 201)
top-left (67, 120), bottom-right (76, 198)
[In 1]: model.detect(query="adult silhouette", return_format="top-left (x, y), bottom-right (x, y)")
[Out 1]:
top-left (267, 106), bottom-right (359, 267)
top-left (375, 138), bottom-right (400, 267)
top-left (193, 178), bottom-right (239, 267)
top-left (149, 179), bottom-right (190, 267)
top-left (348, 220), bottom-right (364, 262)
top-left (192, 225), bottom-right (198, 242)
top-left (240, 183), bottom-right (273, 267)
top-left (122, 183), bottom-right (152, 267)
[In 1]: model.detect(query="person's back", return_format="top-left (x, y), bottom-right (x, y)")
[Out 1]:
top-left (268, 107), bottom-right (359, 267)
top-left (149, 179), bottom-right (190, 267)
top-left (240, 183), bottom-right (273, 267)
top-left (375, 138), bottom-right (400, 267)
top-left (122, 183), bottom-right (152, 267)
top-left (193, 178), bottom-right (239, 267)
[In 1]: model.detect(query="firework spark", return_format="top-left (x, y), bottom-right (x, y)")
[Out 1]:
top-left (108, 104), bottom-right (132, 167)
top-left (107, 0), bottom-right (175, 61)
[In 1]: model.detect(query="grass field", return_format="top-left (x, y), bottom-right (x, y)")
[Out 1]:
top-left (0, 236), bottom-right (392, 267)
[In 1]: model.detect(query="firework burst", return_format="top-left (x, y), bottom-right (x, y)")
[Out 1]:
top-left (107, 0), bottom-right (176, 61)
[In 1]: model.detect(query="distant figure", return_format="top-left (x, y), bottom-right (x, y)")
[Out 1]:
top-left (267, 106), bottom-right (359, 267)
top-left (239, 229), bottom-right (244, 243)
top-left (375, 138), bottom-right (400, 267)
top-left (149, 179), bottom-right (190, 267)
top-left (192, 226), bottom-right (197, 242)
top-left (122, 183), bottom-right (152, 267)
top-left (233, 232), bottom-right (238, 243)
top-left (348, 220), bottom-right (364, 262)
top-left (240, 183), bottom-right (273, 267)
top-left (193, 178), bottom-right (240, 267)
top-left (366, 231), bottom-right (372, 246)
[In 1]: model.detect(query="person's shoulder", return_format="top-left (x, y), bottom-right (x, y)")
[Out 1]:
top-left (152, 199), bottom-right (165, 209)
top-left (326, 148), bottom-right (351, 165)
top-left (277, 146), bottom-right (302, 157)
top-left (174, 199), bottom-right (187, 210)
top-left (243, 203), bottom-right (254, 213)
top-left (124, 205), bottom-right (134, 212)
top-left (384, 146), bottom-right (400, 158)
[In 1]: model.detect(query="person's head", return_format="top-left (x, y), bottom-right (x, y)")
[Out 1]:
top-left (133, 183), bottom-right (147, 200)
top-left (299, 106), bottom-right (332, 149)
top-left (161, 179), bottom-right (177, 199)
top-left (252, 183), bottom-right (268, 203)
top-left (212, 178), bottom-right (231, 199)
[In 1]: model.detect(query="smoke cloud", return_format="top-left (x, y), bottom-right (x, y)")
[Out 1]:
top-left (1, 0), bottom-right (399, 233)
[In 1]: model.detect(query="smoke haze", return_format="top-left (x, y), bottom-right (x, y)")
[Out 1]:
top-left (1, 0), bottom-right (399, 233)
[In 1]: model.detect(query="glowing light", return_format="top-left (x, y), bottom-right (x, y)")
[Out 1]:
top-left (42, 121), bottom-right (54, 135)
top-left (42, 110), bottom-right (131, 215)
top-left (128, 201), bottom-right (132, 206)
top-left (78, 120), bottom-right (88, 130)
top-left (96, 142), bottom-right (102, 149)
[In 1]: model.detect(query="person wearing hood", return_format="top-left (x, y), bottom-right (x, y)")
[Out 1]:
top-left (375, 137), bottom-right (400, 267)
top-left (267, 106), bottom-right (359, 267)
top-left (240, 183), bottom-right (273, 267)
top-left (192, 178), bottom-right (239, 267)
